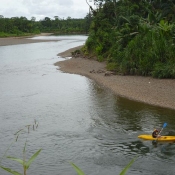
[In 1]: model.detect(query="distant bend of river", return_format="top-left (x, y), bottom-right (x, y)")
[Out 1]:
top-left (0, 35), bottom-right (175, 175)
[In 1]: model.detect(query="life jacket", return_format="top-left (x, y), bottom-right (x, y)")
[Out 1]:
top-left (152, 129), bottom-right (159, 138)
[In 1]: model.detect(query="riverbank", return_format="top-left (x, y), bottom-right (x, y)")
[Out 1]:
top-left (0, 33), bottom-right (56, 46)
top-left (55, 46), bottom-right (175, 110)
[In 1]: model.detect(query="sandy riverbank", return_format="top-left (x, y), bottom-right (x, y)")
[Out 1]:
top-left (55, 46), bottom-right (175, 111)
top-left (0, 33), bottom-right (56, 46)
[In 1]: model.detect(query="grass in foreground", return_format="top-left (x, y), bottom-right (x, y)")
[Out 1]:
top-left (0, 121), bottom-right (136, 175)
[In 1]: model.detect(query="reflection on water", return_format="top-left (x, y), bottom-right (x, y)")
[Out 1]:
top-left (0, 35), bottom-right (175, 175)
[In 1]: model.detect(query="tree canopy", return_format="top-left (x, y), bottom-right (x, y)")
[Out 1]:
top-left (0, 15), bottom-right (91, 37)
top-left (84, 0), bottom-right (175, 78)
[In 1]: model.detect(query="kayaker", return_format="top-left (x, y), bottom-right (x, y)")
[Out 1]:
top-left (152, 129), bottom-right (161, 138)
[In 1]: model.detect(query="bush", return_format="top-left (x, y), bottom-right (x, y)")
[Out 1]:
top-left (152, 62), bottom-right (175, 78)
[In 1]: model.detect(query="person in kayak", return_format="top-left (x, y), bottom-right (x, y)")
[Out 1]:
top-left (152, 129), bottom-right (161, 138)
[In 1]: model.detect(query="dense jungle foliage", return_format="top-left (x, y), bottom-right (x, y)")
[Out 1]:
top-left (0, 15), bottom-right (91, 37)
top-left (84, 0), bottom-right (175, 78)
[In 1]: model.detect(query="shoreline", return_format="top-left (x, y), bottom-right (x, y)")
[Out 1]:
top-left (0, 33), bottom-right (56, 46)
top-left (55, 46), bottom-right (175, 111)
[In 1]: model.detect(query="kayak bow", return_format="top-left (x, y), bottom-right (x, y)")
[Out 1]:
top-left (138, 135), bottom-right (175, 142)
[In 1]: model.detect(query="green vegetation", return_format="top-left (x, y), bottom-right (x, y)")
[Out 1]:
top-left (0, 121), bottom-right (41, 175)
top-left (0, 15), bottom-right (91, 37)
top-left (0, 16), bottom-right (40, 37)
top-left (0, 148), bottom-right (41, 175)
top-left (70, 158), bottom-right (136, 175)
top-left (84, 0), bottom-right (175, 78)
top-left (40, 16), bottom-right (91, 34)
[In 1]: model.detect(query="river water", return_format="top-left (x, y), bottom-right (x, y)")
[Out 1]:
top-left (0, 35), bottom-right (175, 175)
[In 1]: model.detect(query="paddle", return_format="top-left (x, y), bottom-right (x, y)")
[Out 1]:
top-left (154, 122), bottom-right (167, 143)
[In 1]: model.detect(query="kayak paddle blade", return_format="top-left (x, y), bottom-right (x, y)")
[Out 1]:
top-left (163, 123), bottom-right (167, 128)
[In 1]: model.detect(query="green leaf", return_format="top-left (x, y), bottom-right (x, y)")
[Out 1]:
top-left (23, 141), bottom-right (27, 155)
top-left (7, 157), bottom-right (24, 165)
top-left (119, 158), bottom-right (136, 175)
top-left (25, 149), bottom-right (41, 169)
top-left (0, 166), bottom-right (22, 175)
top-left (70, 162), bottom-right (86, 175)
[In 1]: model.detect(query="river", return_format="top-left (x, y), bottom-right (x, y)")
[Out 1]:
top-left (0, 35), bottom-right (175, 175)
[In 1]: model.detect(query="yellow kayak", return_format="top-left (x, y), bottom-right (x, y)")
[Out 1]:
top-left (138, 135), bottom-right (175, 142)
